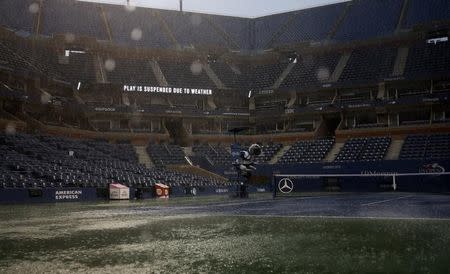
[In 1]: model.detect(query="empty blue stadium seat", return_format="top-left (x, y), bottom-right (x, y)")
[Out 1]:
top-left (147, 143), bottom-right (187, 168)
top-left (207, 16), bottom-right (251, 50)
top-left (105, 5), bottom-right (172, 48)
top-left (281, 53), bottom-right (340, 89)
top-left (278, 139), bottom-right (334, 164)
top-left (335, 0), bottom-right (403, 41)
top-left (209, 62), bottom-right (247, 89)
top-left (404, 41), bottom-right (450, 78)
top-left (246, 62), bottom-right (289, 89)
top-left (335, 137), bottom-right (391, 163)
top-left (0, 133), bottom-right (224, 188)
top-left (1, 0), bottom-right (450, 51)
top-left (339, 47), bottom-right (397, 84)
top-left (160, 10), bottom-right (229, 49)
top-left (0, 0), bottom-right (36, 33)
top-left (400, 134), bottom-right (450, 160)
top-left (193, 144), bottom-right (232, 167)
top-left (403, 0), bottom-right (450, 28)
top-left (158, 60), bottom-right (215, 88)
top-left (254, 13), bottom-right (291, 49)
top-left (42, 0), bottom-right (108, 40)
top-left (106, 57), bottom-right (159, 85)
top-left (274, 3), bottom-right (345, 46)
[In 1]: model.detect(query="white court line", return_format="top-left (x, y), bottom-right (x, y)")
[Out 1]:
top-left (361, 195), bottom-right (414, 206)
top-left (161, 199), bottom-right (274, 210)
top-left (164, 196), bottom-right (332, 210)
top-left (198, 196), bottom-right (329, 208)
top-left (223, 214), bottom-right (450, 221)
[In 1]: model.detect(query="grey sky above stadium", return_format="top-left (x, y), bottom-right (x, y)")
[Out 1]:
top-left (80, 0), bottom-right (349, 18)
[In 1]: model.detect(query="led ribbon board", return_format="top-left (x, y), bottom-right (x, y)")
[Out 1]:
top-left (123, 85), bottom-right (213, 96)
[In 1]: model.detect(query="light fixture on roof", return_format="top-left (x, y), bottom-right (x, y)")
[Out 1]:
top-left (65, 49), bottom-right (86, 57)
top-left (285, 51), bottom-right (298, 64)
top-left (77, 82), bottom-right (81, 91)
top-left (427, 36), bottom-right (448, 45)
top-left (207, 54), bottom-right (217, 63)
top-left (248, 90), bottom-right (252, 98)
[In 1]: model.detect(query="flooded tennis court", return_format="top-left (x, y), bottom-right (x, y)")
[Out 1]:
top-left (0, 194), bottom-right (449, 273)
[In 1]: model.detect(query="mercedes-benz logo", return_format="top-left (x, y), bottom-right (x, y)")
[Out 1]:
top-left (278, 178), bottom-right (294, 194)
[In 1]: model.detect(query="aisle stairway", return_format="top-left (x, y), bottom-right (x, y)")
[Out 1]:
top-left (135, 146), bottom-right (154, 168)
top-left (385, 139), bottom-right (404, 160)
top-left (324, 142), bottom-right (345, 162)
top-left (270, 145), bottom-right (291, 164)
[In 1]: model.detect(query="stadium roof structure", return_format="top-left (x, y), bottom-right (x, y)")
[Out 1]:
top-left (79, 0), bottom-right (351, 18)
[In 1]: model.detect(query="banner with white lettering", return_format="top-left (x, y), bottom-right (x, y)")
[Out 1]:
top-left (123, 85), bottom-right (213, 96)
top-left (55, 190), bottom-right (82, 201)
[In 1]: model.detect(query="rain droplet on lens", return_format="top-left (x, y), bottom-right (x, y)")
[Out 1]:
top-left (190, 61), bottom-right (203, 75)
top-left (131, 28), bottom-right (142, 41)
top-left (124, 2), bottom-right (136, 12)
top-left (28, 2), bottom-right (39, 14)
top-left (5, 123), bottom-right (16, 135)
top-left (64, 33), bottom-right (75, 43)
top-left (104, 59), bottom-right (116, 72)
top-left (40, 93), bottom-right (51, 105)
top-left (190, 14), bottom-right (202, 26)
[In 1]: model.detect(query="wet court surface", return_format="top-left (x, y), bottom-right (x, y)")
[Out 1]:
top-left (133, 193), bottom-right (450, 220)
top-left (0, 193), bottom-right (449, 273)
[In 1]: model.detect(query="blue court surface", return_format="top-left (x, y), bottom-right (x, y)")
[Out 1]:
top-left (1, 193), bottom-right (450, 273)
top-left (134, 193), bottom-right (450, 220)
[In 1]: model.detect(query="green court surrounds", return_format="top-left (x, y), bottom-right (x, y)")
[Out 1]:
top-left (0, 195), bottom-right (449, 273)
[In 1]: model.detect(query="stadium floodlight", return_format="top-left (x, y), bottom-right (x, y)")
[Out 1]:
top-left (65, 49), bottom-right (86, 57)
top-left (77, 82), bottom-right (81, 90)
top-left (427, 36), bottom-right (448, 44)
top-left (70, 50), bottom-right (86, 54)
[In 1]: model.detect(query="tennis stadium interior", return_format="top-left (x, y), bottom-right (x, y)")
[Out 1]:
top-left (1, 0), bottom-right (450, 202)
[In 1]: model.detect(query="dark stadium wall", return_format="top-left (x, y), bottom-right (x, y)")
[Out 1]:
top-left (0, 187), bottom-right (106, 204)
top-left (210, 159), bottom-right (450, 183)
top-left (170, 185), bottom-right (236, 197)
top-left (268, 160), bottom-right (450, 175)
top-left (259, 160), bottom-right (450, 192)
top-left (0, 186), bottom-right (239, 204)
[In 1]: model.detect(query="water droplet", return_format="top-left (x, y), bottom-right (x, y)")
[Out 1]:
top-left (104, 59), bottom-right (116, 72)
top-left (28, 3), bottom-right (39, 14)
top-left (124, 2), bottom-right (136, 12)
top-left (5, 123), bottom-right (16, 135)
top-left (190, 61), bottom-right (203, 75)
top-left (64, 33), bottom-right (75, 43)
top-left (40, 93), bottom-right (51, 104)
top-left (190, 14), bottom-right (202, 26)
top-left (131, 28), bottom-right (142, 41)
